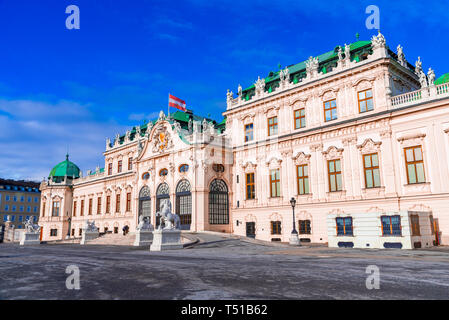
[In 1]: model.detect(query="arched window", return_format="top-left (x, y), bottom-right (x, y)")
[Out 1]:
top-left (209, 179), bottom-right (229, 225)
top-left (139, 186), bottom-right (151, 220)
top-left (159, 169), bottom-right (168, 177)
top-left (179, 164), bottom-right (189, 173)
top-left (176, 180), bottom-right (191, 230)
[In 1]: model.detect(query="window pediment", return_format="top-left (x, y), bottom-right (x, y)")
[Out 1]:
top-left (291, 151), bottom-right (311, 165)
top-left (357, 138), bottom-right (382, 153)
top-left (322, 146), bottom-right (344, 160)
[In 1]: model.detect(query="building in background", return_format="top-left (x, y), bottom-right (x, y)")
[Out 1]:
top-left (0, 179), bottom-right (41, 229)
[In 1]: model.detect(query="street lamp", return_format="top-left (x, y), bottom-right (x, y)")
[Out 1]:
top-left (289, 197), bottom-right (300, 246)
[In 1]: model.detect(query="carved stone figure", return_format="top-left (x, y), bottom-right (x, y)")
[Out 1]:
top-left (226, 89), bottom-right (233, 103)
top-left (156, 199), bottom-right (181, 230)
top-left (371, 31), bottom-right (386, 49)
top-left (427, 68), bottom-right (436, 85)
top-left (188, 118), bottom-right (193, 133)
top-left (23, 217), bottom-right (40, 233)
top-left (254, 76), bottom-right (265, 96)
top-left (397, 44), bottom-right (406, 67)
top-left (419, 71), bottom-right (428, 88)
top-left (279, 67), bottom-right (290, 87)
top-left (158, 110), bottom-right (166, 120)
top-left (83, 220), bottom-right (98, 232)
top-left (306, 56), bottom-right (319, 78)
top-left (136, 216), bottom-right (154, 231)
top-left (173, 121), bottom-right (181, 133)
top-left (125, 130), bottom-right (131, 142)
top-left (114, 133), bottom-right (120, 146)
top-left (344, 44), bottom-right (350, 60)
top-left (106, 138), bottom-right (111, 150)
top-left (238, 84), bottom-right (242, 98)
top-left (337, 46), bottom-right (343, 61)
top-left (136, 125), bottom-right (142, 138)
top-left (415, 56), bottom-right (423, 75)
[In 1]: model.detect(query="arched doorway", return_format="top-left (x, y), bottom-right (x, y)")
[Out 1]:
top-left (139, 186), bottom-right (151, 223)
top-left (156, 183), bottom-right (170, 227)
top-left (176, 179), bottom-right (192, 230)
top-left (209, 179), bottom-right (229, 225)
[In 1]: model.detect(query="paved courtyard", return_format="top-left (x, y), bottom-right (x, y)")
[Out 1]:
top-left (1, 233), bottom-right (449, 300)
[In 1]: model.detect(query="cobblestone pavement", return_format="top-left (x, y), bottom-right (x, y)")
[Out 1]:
top-left (1, 233), bottom-right (448, 300)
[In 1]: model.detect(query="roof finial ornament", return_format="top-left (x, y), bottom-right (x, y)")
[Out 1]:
top-left (66, 153), bottom-right (69, 161)
top-left (356, 32), bottom-right (360, 41)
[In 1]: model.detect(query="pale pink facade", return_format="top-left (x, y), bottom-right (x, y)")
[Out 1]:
top-left (39, 33), bottom-right (449, 248)
top-left (225, 33), bottom-right (449, 246)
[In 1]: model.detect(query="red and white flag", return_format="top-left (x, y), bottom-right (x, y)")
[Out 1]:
top-left (169, 94), bottom-right (186, 112)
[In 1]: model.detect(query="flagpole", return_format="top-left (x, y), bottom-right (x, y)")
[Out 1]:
top-left (168, 93), bottom-right (170, 118)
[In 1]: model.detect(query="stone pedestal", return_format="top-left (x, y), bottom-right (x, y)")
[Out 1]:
top-left (289, 233), bottom-right (300, 246)
top-left (20, 232), bottom-right (41, 246)
top-left (133, 230), bottom-right (153, 247)
top-left (80, 231), bottom-right (99, 245)
top-left (150, 229), bottom-right (183, 251)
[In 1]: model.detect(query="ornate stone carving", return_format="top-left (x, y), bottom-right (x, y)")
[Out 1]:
top-left (322, 146), bottom-right (344, 160)
top-left (254, 76), bottom-right (265, 96)
top-left (415, 56), bottom-right (423, 76)
top-left (152, 125), bottom-right (173, 153)
top-left (291, 151), bottom-right (311, 165)
top-left (371, 31), bottom-right (386, 50)
top-left (279, 67), bottom-right (290, 88)
top-left (427, 68), bottom-right (436, 86)
top-left (306, 56), bottom-right (319, 78)
top-left (265, 156), bottom-right (282, 168)
top-left (238, 84), bottom-right (242, 98)
top-left (106, 138), bottom-right (111, 150)
top-left (419, 70), bottom-right (428, 88)
top-left (226, 89), bottom-right (234, 103)
top-left (357, 138), bottom-right (382, 153)
top-left (397, 44), bottom-right (407, 67)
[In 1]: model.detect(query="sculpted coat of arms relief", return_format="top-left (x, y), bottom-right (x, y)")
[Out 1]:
top-left (152, 125), bottom-right (174, 153)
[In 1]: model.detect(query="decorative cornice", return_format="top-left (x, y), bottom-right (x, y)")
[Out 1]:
top-left (397, 133), bottom-right (426, 142)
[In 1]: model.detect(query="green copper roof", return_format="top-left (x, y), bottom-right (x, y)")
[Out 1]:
top-left (49, 154), bottom-right (81, 180)
top-left (241, 40), bottom-right (372, 94)
top-left (435, 73), bottom-right (449, 85)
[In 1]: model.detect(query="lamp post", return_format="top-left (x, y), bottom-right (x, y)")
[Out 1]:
top-left (289, 197), bottom-right (300, 246)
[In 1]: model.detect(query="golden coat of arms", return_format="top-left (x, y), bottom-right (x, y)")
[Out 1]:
top-left (152, 126), bottom-right (173, 153)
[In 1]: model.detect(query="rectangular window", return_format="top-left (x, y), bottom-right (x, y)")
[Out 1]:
top-left (118, 160), bottom-right (122, 173)
top-left (244, 123), bottom-right (254, 142)
top-left (294, 108), bottom-right (306, 129)
top-left (296, 164), bottom-right (309, 195)
top-left (328, 159), bottom-right (342, 192)
top-left (80, 200), bottom-right (84, 216)
top-left (298, 220), bottom-right (311, 234)
top-left (73, 201), bottom-right (77, 217)
top-left (116, 194), bottom-right (121, 213)
top-left (106, 196), bottom-right (111, 214)
top-left (336, 217), bottom-right (353, 236)
top-left (50, 229), bottom-right (58, 237)
top-left (363, 153), bottom-right (381, 188)
top-left (324, 99), bottom-right (337, 122)
top-left (410, 214), bottom-right (421, 236)
top-left (52, 201), bottom-right (60, 217)
top-left (108, 163), bottom-right (113, 175)
top-left (88, 198), bottom-right (93, 215)
top-left (42, 202), bottom-right (46, 217)
top-left (128, 158), bottom-right (133, 170)
top-left (358, 89), bottom-right (374, 113)
top-left (271, 221), bottom-right (282, 235)
top-left (97, 197), bottom-right (102, 214)
top-left (126, 193), bottom-right (131, 212)
top-left (405, 146), bottom-right (426, 184)
top-left (381, 215), bottom-right (402, 236)
top-left (4, 205), bottom-right (9, 211)
top-left (269, 169), bottom-right (281, 198)
top-left (268, 116), bottom-right (278, 136)
top-left (246, 173), bottom-right (255, 200)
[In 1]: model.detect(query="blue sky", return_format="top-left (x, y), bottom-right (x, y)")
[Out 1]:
top-left (1, 0), bottom-right (448, 181)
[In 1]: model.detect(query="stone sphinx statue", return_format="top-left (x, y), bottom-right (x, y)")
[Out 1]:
top-left (156, 199), bottom-right (181, 230)
top-left (83, 220), bottom-right (98, 232)
top-left (137, 216), bottom-right (154, 231)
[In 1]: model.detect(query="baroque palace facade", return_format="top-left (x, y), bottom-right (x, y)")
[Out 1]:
top-left (39, 32), bottom-right (449, 248)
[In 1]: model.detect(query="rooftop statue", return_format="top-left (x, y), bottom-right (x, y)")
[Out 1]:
top-left (415, 56), bottom-right (423, 75)
top-left (427, 68), bottom-right (436, 85)
top-left (337, 46), bottom-right (343, 61)
top-left (254, 76), bottom-right (265, 96)
top-left (238, 84), bottom-right (242, 98)
top-left (344, 44), bottom-right (351, 60)
top-left (397, 45), bottom-right (406, 66)
top-left (371, 31), bottom-right (386, 49)
top-left (419, 70), bottom-right (428, 88)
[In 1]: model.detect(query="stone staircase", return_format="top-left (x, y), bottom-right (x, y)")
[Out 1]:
top-left (86, 232), bottom-right (136, 246)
